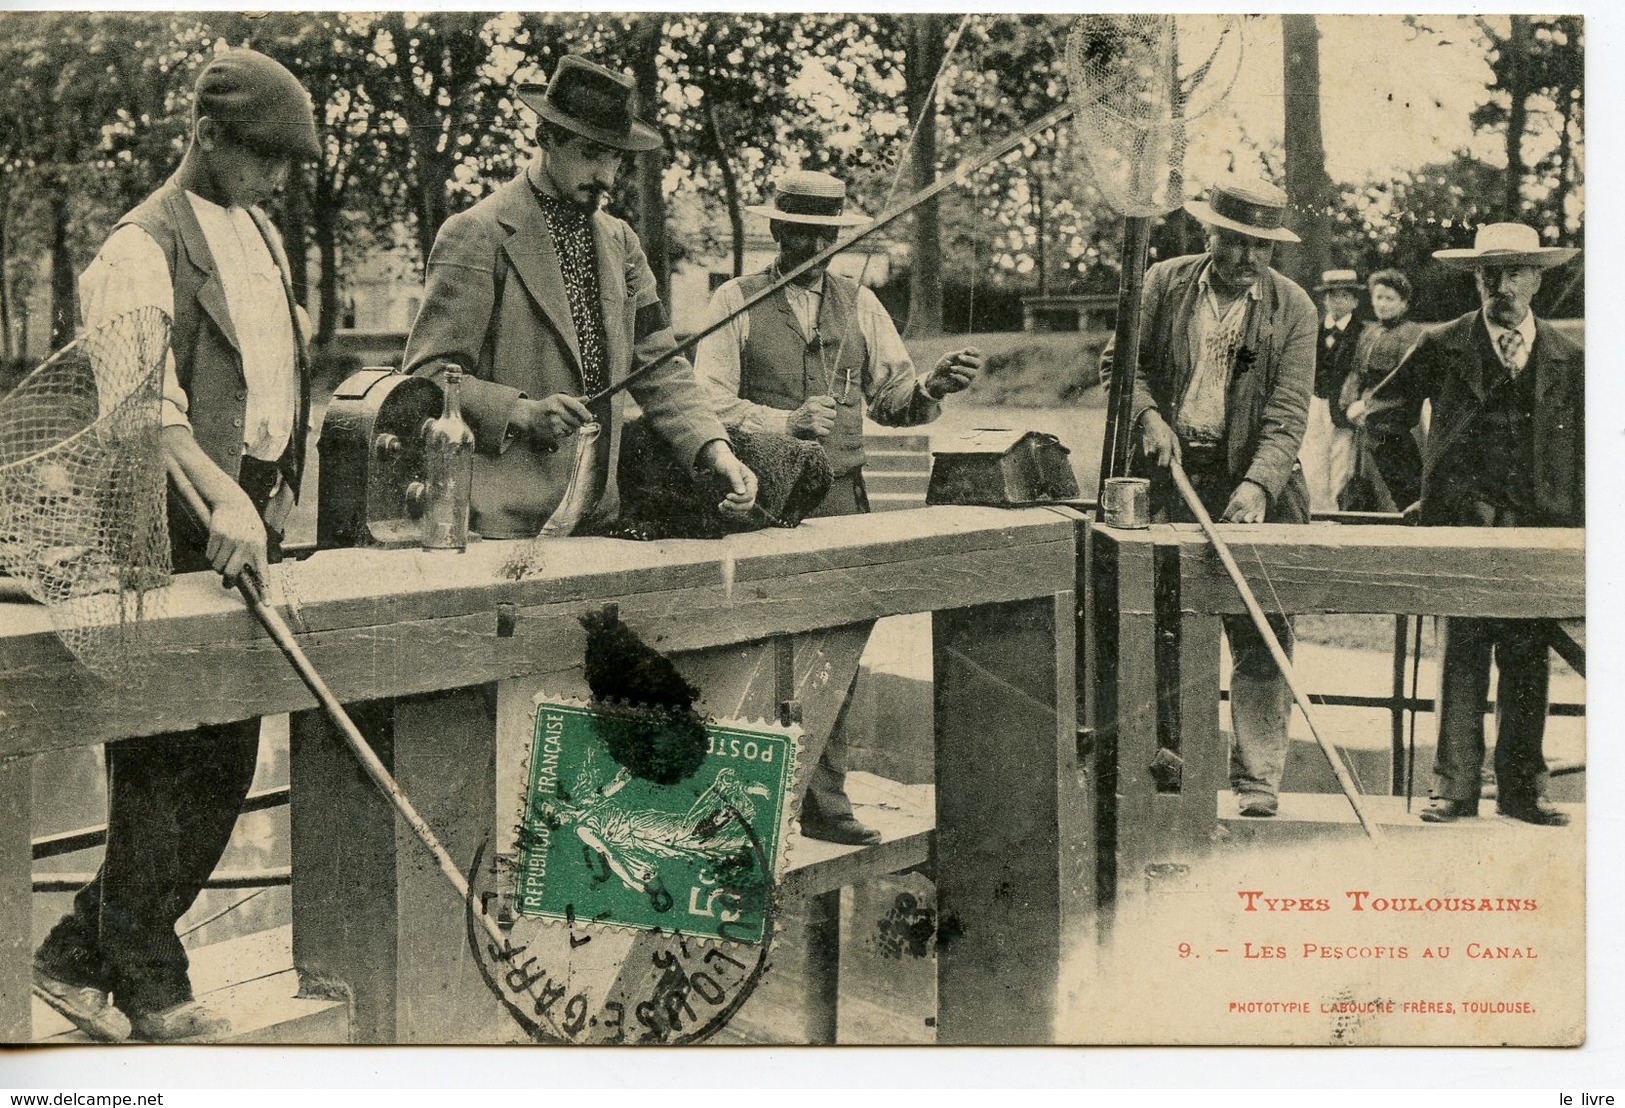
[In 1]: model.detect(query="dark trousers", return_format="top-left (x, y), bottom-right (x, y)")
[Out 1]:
top-left (37, 457), bottom-right (280, 1015)
top-left (802, 468), bottom-right (870, 822)
top-left (1434, 617), bottom-right (1552, 805)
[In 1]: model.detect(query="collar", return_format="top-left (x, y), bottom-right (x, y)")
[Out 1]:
top-left (1482, 308), bottom-right (1536, 350)
top-left (525, 160), bottom-right (591, 224)
top-left (1324, 311), bottom-right (1352, 331)
top-left (771, 263), bottom-right (824, 297)
top-left (183, 188), bottom-right (246, 218)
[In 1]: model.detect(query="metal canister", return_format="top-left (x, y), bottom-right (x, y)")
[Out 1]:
top-left (1101, 476), bottom-right (1151, 529)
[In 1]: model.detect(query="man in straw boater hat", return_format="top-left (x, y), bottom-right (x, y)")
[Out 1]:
top-left (405, 54), bottom-right (757, 539)
top-left (32, 48), bottom-right (320, 1042)
top-left (693, 168), bottom-right (983, 844)
top-left (1363, 222), bottom-right (1582, 827)
top-left (1116, 175), bottom-right (1317, 818)
top-left (1299, 268), bottom-right (1365, 511)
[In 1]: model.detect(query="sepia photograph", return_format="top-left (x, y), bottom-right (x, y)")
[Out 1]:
top-left (0, 4), bottom-right (1610, 1088)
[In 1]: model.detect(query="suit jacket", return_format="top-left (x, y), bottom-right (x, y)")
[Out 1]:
top-left (1390, 311), bottom-right (1583, 528)
top-left (1127, 253), bottom-right (1317, 515)
top-left (404, 166), bottom-right (727, 538)
top-left (1315, 313), bottom-right (1362, 400)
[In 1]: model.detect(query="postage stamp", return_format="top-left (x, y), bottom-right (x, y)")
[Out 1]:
top-left (463, 696), bottom-right (800, 1044)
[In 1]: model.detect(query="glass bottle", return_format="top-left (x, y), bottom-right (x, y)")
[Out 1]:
top-left (422, 365), bottom-right (474, 551)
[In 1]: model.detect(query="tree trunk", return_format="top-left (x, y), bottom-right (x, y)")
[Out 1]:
top-left (48, 189), bottom-right (75, 349)
top-left (708, 100), bottom-right (745, 278)
top-left (1032, 170), bottom-right (1048, 297)
top-left (906, 13), bottom-right (945, 336)
top-left (0, 195), bottom-right (12, 362)
top-left (1503, 15), bottom-right (1532, 220)
top-left (316, 210), bottom-right (341, 349)
top-left (630, 17), bottom-right (670, 305)
top-left (283, 165), bottom-right (312, 309)
top-left (1280, 14), bottom-right (1332, 294)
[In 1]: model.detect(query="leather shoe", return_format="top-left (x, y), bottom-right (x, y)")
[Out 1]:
top-left (1237, 794), bottom-right (1278, 818)
top-left (32, 964), bottom-right (131, 1042)
top-left (130, 1000), bottom-right (231, 1043)
top-left (1497, 799), bottom-right (1571, 827)
top-left (1420, 798), bottom-right (1478, 823)
top-left (800, 811), bottom-right (881, 846)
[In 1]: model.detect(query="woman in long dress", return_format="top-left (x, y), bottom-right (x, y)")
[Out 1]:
top-left (1338, 269), bottom-right (1427, 512)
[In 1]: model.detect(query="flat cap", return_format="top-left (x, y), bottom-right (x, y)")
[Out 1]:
top-left (195, 48), bottom-right (321, 161)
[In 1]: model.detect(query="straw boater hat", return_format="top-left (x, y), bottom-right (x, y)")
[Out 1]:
top-left (516, 55), bottom-right (661, 153)
top-left (1184, 177), bottom-right (1300, 244)
top-left (1432, 222), bottom-right (1580, 270)
top-left (746, 170), bottom-right (871, 227)
top-left (1315, 269), bottom-right (1361, 292)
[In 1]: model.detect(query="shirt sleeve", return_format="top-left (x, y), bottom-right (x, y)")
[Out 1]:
top-left (77, 224), bottom-right (189, 430)
top-left (692, 280), bottom-right (793, 436)
top-left (856, 286), bottom-right (938, 427)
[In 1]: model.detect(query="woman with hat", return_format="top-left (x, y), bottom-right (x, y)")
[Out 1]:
top-left (1337, 268), bottom-right (1427, 512)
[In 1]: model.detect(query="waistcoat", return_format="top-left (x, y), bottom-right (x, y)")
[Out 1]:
top-left (738, 271), bottom-right (869, 476)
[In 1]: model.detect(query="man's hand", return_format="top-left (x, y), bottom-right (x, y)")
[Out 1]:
top-left (513, 394), bottom-right (593, 451)
top-left (1138, 409), bottom-right (1181, 469)
top-left (924, 347), bottom-right (984, 399)
top-left (787, 395), bottom-right (838, 440)
top-left (699, 440), bottom-right (758, 521)
top-left (1222, 480), bottom-right (1270, 523)
top-left (205, 485), bottom-right (269, 585)
top-left (1344, 396), bottom-right (1370, 427)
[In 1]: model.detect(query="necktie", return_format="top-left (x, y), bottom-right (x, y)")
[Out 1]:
top-left (1497, 330), bottom-right (1526, 375)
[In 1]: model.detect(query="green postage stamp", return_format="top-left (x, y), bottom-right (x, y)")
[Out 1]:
top-left (511, 699), bottom-right (797, 945)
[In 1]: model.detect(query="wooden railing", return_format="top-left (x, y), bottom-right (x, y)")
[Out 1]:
top-left (0, 506), bottom-right (1082, 1045)
top-left (1085, 521), bottom-right (1585, 912)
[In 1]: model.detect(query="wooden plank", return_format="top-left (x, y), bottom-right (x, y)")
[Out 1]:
top-left (1173, 614), bottom-right (1224, 852)
top-left (779, 773), bottom-right (934, 898)
top-left (0, 536), bottom-right (1073, 758)
top-left (933, 592), bottom-right (1079, 1045)
top-left (804, 889), bottom-right (841, 1044)
top-left (1097, 536), bottom-right (1158, 914)
top-left (1216, 791), bottom-right (1584, 844)
top-left (0, 755), bottom-right (30, 1043)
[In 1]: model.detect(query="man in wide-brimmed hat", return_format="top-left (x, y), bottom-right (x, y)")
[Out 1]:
top-left (1300, 268), bottom-right (1365, 510)
top-left (1110, 175), bottom-right (1317, 818)
top-left (33, 47), bottom-right (320, 1044)
top-left (693, 168), bottom-right (982, 843)
top-left (405, 55), bottom-right (757, 539)
top-left (1377, 222), bottom-right (1582, 827)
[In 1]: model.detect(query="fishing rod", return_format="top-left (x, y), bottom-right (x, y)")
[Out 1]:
top-left (582, 102), bottom-right (1076, 407)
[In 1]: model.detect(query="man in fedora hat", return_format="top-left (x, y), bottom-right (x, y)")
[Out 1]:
top-left (1300, 268), bottom-right (1365, 510)
top-left (405, 55), bottom-right (757, 540)
top-left (1116, 175), bottom-right (1317, 818)
top-left (693, 168), bottom-right (982, 844)
top-left (32, 47), bottom-right (321, 1043)
top-left (1370, 222), bottom-right (1582, 827)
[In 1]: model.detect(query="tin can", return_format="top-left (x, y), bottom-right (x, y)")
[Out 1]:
top-left (1101, 476), bottom-right (1151, 529)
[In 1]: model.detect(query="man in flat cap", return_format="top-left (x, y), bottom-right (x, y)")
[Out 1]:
top-left (32, 48), bottom-right (320, 1043)
top-left (1117, 176), bottom-right (1317, 819)
top-left (693, 168), bottom-right (982, 843)
top-left (404, 55), bottom-right (757, 539)
top-left (1369, 223), bottom-right (1582, 827)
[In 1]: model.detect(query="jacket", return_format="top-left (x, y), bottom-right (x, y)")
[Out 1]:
top-left (404, 166), bottom-right (727, 538)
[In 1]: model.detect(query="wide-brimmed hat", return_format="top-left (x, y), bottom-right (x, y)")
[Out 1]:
top-left (1184, 177), bottom-right (1300, 244)
top-left (746, 170), bottom-right (871, 227)
top-left (516, 55), bottom-right (661, 153)
top-left (194, 48), bottom-right (321, 161)
top-left (1315, 269), bottom-right (1361, 292)
top-left (1433, 222), bottom-right (1580, 270)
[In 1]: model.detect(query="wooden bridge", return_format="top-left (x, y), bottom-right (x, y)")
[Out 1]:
top-left (0, 507), bottom-right (1584, 1044)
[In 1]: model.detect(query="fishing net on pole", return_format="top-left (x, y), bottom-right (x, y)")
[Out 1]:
top-left (1064, 13), bottom-right (1244, 217)
top-left (0, 305), bottom-right (172, 681)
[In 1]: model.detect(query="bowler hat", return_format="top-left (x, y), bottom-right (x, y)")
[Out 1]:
top-left (516, 56), bottom-right (661, 153)
top-left (1184, 177), bottom-right (1300, 244)
top-left (195, 49), bottom-right (321, 161)
top-left (1315, 269), bottom-right (1361, 292)
top-left (1433, 222), bottom-right (1579, 270)
top-left (746, 170), bottom-right (870, 228)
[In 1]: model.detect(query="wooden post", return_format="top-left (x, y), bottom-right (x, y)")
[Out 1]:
top-left (1171, 613), bottom-right (1224, 849)
top-left (1390, 615), bottom-right (1408, 796)
top-left (0, 754), bottom-right (30, 1041)
top-left (804, 888), bottom-right (842, 1044)
top-left (933, 592), bottom-right (1080, 1044)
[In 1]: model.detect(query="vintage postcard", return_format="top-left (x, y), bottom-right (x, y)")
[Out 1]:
top-left (0, 6), bottom-right (1603, 1076)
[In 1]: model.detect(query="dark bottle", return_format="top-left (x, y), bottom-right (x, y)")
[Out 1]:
top-left (422, 365), bottom-right (474, 551)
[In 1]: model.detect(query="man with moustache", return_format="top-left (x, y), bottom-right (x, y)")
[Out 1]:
top-left (1366, 224), bottom-right (1582, 827)
top-left (32, 49), bottom-right (319, 1043)
top-left (1121, 176), bottom-right (1317, 818)
top-left (404, 55), bottom-right (757, 539)
top-left (692, 168), bottom-right (982, 844)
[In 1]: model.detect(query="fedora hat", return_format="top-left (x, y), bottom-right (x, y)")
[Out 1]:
top-left (746, 170), bottom-right (870, 227)
top-left (1184, 177), bottom-right (1300, 244)
top-left (1315, 269), bottom-right (1361, 292)
top-left (516, 55), bottom-right (661, 153)
top-left (1432, 222), bottom-right (1579, 270)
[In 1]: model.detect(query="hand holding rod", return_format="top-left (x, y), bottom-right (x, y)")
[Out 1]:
top-left (1168, 460), bottom-right (1383, 840)
top-left (165, 459), bottom-right (512, 953)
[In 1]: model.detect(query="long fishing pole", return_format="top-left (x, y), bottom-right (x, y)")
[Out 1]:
top-left (582, 103), bottom-right (1076, 407)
